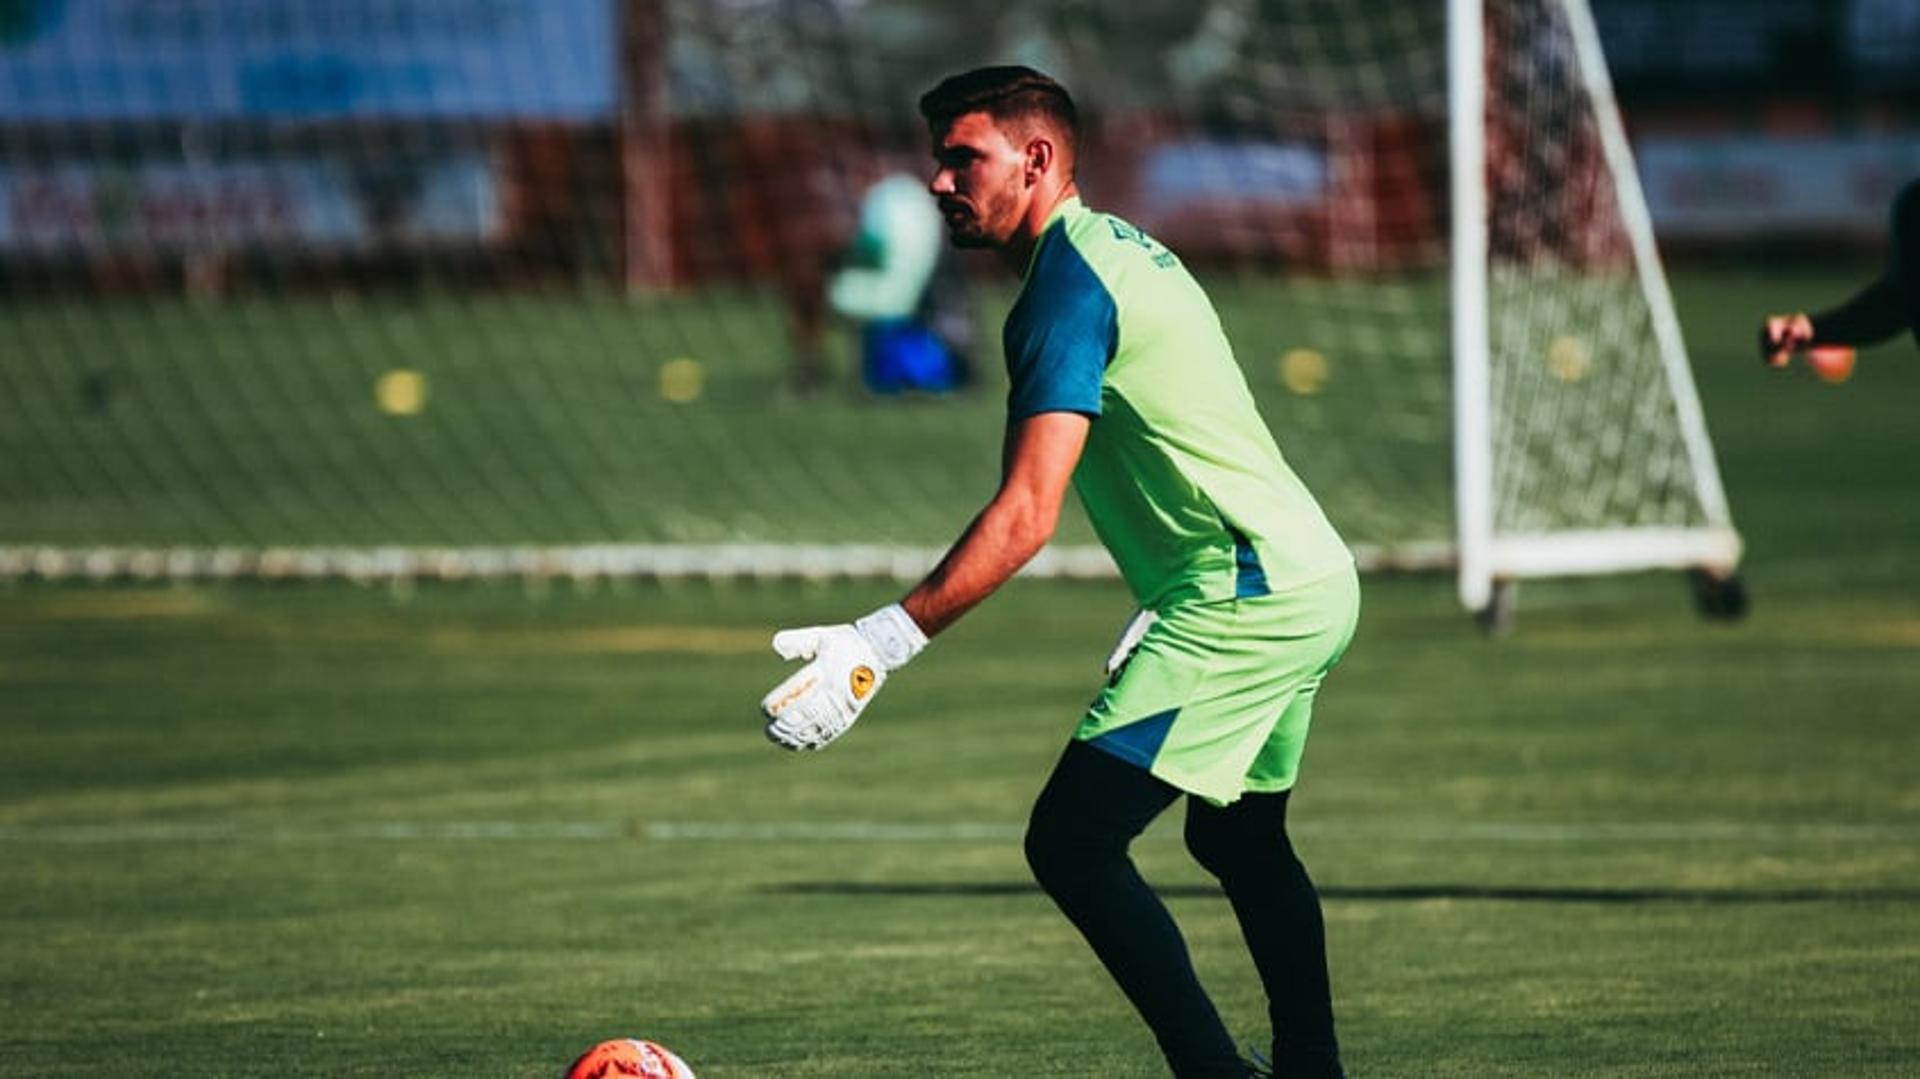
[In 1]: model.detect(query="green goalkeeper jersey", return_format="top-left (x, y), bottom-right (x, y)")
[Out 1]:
top-left (1004, 197), bottom-right (1352, 609)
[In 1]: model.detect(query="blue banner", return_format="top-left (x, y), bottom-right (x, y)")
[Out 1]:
top-left (0, 0), bottom-right (616, 120)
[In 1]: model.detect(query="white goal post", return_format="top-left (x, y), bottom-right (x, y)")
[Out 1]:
top-left (1450, 0), bottom-right (1741, 613)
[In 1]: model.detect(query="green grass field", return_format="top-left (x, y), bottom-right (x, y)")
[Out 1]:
top-left (3, 265), bottom-right (1918, 1076)
top-left (0, 270), bottom-right (1520, 552)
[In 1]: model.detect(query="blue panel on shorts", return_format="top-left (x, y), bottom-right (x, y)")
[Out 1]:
top-left (1230, 525), bottom-right (1269, 598)
top-left (1086, 707), bottom-right (1179, 770)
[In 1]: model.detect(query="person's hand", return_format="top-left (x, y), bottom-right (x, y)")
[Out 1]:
top-left (1759, 312), bottom-right (1814, 369)
top-left (761, 604), bottom-right (926, 751)
top-left (1103, 607), bottom-right (1158, 679)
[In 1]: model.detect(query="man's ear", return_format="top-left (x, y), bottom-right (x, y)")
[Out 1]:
top-left (1024, 137), bottom-right (1054, 185)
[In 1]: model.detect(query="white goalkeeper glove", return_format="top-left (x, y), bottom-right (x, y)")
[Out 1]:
top-left (761, 603), bottom-right (928, 751)
top-left (1104, 607), bottom-right (1158, 679)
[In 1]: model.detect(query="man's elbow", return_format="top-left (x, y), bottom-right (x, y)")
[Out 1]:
top-left (1011, 500), bottom-right (1061, 556)
top-left (992, 495), bottom-right (1060, 558)
top-left (1011, 519), bottom-right (1056, 559)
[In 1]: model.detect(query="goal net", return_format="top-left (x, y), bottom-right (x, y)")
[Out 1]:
top-left (0, 0), bottom-right (1739, 611)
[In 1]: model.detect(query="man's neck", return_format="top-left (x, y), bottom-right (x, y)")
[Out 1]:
top-left (1003, 181), bottom-right (1079, 274)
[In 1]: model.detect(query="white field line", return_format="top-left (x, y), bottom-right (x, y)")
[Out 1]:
top-left (0, 819), bottom-right (1913, 845)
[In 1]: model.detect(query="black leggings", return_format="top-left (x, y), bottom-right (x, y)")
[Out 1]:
top-left (1024, 739), bottom-right (1343, 1079)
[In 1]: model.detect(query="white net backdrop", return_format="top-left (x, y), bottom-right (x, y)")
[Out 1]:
top-left (0, 0), bottom-right (1737, 597)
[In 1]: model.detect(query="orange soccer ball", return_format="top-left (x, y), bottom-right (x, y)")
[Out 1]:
top-left (1807, 345), bottom-right (1857, 384)
top-left (564, 1038), bottom-right (697, 1079)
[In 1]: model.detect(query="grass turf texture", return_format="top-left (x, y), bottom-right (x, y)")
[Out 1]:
top-left (3, 265), bottom-right (1919, 1076)
top-left (3, 272), bottom-right (1452, 550)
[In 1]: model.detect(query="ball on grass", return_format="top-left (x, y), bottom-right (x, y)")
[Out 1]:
top-left (1279, 348), bottom-right (1329, 395)
top-left (565, 1038), bottom-right (696, 1079)
top-left (1547, 335), bottom-right (1592, 383)
top-left (659, 358), bottom-right (705, 403)
top-left (374, 369), bottom-right (427, 416)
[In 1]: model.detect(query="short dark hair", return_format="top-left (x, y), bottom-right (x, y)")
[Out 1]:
top-left (918, 65), bottom-right (1079, 159)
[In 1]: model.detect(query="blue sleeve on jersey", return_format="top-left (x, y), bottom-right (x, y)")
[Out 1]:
top-left (1003, 228), bottom-right (1117, 418)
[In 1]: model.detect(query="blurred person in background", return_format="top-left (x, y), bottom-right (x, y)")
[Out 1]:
top-left (1760, 177), bottom-right (1920, 371)
top-left (828, 169), bottom-right (977, 394)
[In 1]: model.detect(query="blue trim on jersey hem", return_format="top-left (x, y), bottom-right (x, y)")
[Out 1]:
top-left (1008, 409), bottom-right (1102, 423)
top-left (1084, 707), bottom-right (1179, 770)
top-left (1228, 525), bottom-right (1270, 598)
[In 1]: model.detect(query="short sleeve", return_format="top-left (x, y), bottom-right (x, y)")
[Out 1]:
top-left (1003, 228), bottom-right (1117, 418)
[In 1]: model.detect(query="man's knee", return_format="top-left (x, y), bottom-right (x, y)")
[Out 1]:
top-left (1184, 793), bottom-right (1292, 881)
top-left (1024, 801), bottom-right (1114, 899)
top-left (1021, 806), bottom-right (1063, 885)
top-left (1183, 811), bottom-right (1243, 881)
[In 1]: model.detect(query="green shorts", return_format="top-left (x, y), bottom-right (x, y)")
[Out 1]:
top-left (1074, 566), bottom-right (1360, 805)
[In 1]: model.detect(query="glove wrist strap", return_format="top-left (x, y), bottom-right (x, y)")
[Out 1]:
top-left (855, 603), bottom-right (929, 670)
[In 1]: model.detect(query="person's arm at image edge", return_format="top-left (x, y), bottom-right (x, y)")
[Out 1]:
top-left (1760, 275), bottom-right (1907, 368)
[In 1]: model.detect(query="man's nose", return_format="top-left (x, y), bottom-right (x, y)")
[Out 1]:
top-left (928, 170), bottom-right (955, 196)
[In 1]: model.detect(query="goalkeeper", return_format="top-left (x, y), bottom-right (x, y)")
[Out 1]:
top-left (1760, 177), bottom-right (1920, 368)
top-left (760, 66), bottom-right (1358, 1079)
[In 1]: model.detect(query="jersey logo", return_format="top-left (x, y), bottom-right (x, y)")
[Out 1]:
top-left (1107, 219), bottom-right (1177, 268)
top-left (1107, 219), bottom-right (1156, 249)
